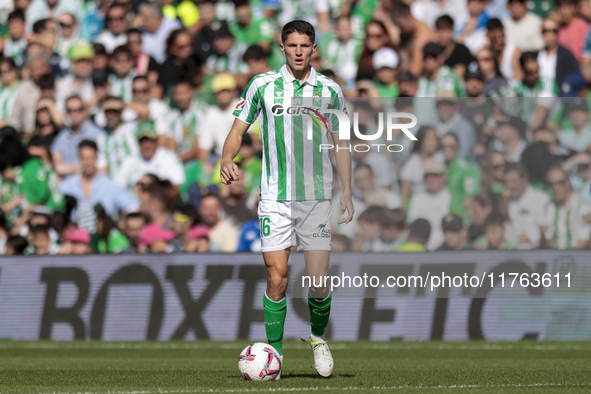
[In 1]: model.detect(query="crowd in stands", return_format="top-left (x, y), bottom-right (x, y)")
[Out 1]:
top-left (1, 0), bottom-right (591, 255)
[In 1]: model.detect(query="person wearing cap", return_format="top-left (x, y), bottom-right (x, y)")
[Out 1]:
top-left (407, 159), bottom-right (452, 250)
top-left (205, 20), bottom-right (248, 75)
top-left (372, 47), bottom-right (399, 98)
top-left (60, 139), bottom-right (138, 234)
top-left (199, 72), bottom-right (241, 165)
top-left (318, 15), bottom-right (362, 85)
top-left (435, 91), bottom-right (477, 162)
top-left (138, 222), bottom-right (177, 253)
top-left (417, 42), bottom-right (464, 98)
top-left (558, 98), bottom-right (591, 152)
top-left (95, 96), bottom-right (140, 177)
top-left (463, 62), bottom-right (485, 98)
top-left (436, 213), bottom-right (474, 251)
top-left (434, 15), bottom-right (474, 79)
top-left (493, 116), bottom-right (528, 162)
top-left (139, 2), bottom-right (182, 64)
top-left (55, 43), bottom-right (95, 108)
top-left (63, 227), bottom-right (92, 255)
top-left (185, 224), bottom-right (210, 253)
top-left (114, 120), bottom-right (186, 196)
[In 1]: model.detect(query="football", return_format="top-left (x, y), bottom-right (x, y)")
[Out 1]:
top-left (238, 342), bottom-right (282, 381)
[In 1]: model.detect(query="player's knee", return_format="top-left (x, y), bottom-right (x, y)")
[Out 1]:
top-left (268, 274), bottom-right (288, 298)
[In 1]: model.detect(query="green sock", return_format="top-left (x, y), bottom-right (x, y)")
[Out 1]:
top-left (263, 292), bottom-right (287, 356)
top-left (308, 292), bottom-right (331, 338)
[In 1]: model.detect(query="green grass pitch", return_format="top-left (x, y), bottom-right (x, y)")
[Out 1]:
top-left (0, 341), bottom-right (590, 393)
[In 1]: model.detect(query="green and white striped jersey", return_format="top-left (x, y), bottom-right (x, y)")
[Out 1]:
top-left (166, 100), bottom-right (205, 156)
top-left (109, 71), bottom-right (137, 103)
top-left (512, 77), bottom-right (558, 123)
top-left (543, 194), bottom-right (591, 250)
top-left (0, 83), bottom-right (19, 120)
top-left (96, 122), bottom-right (140, 177)
top-left (233, 65), bottom-right (347, 202)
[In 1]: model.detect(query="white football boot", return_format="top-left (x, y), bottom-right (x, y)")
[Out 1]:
top-left (301, 336), bottom-right (334, 378)
top-left (275, 355), bottom-right (283, 380)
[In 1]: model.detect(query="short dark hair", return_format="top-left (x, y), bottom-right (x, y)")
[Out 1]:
top-left (486, 18), bottom-right (504, 31)
top-left (31, 224), bottom-right (50, 235)
top-left (408, 218), bottom-right (431, 242)
top-left (133, 75), bottom-right (149, 85)
top-left (126, 211), bottom-right (146, 222)
top-left (173, 77), bottom-right (196, 89)
top-left (0, 57), bottom-right (18, 70)
top-left (93, 43), bottom-right (108, 56)
top-left (6, 235), bottom-right (28, 255)
top-left (32, 18), bottom-right (50, 34)
top-left (175, 203), bottom-right (199, 224)
top-left (483, 212), bottom-right (505, 229)
top-left (281, 20), bottom-right (315, 44)
top-left (398, 71), bottom-right (417, 83)
top-left (37, 73), bottom-right (55, 90)
top-left (435, 15), bottom-right (454, 30)
top-left (555, 0), bottom-right (577, 6)
top-left (233, 0), bottom-right (250, 7)
top-left (358, 205), bottom-right (385, 224)
top-left (79, 139), bottom-right (98, 152)
top-left (127, 28), bottom-right (141, 36)
top-left (8, 10), bottom-right (25, 23)
top-left (65, 94), bottom-right (83, 107)
top-left (390, 2), bottom-right (411, 19)
top-left (381, 208), bottom-right (406, 230)
top-left (112, 45), bottom-right (132, 57)
top-left (519, 51), bottom-right (538, 70)
top-left (243, 45), bottom-right (268, 62)
top-left (504, 162), bottom-right (528, 177)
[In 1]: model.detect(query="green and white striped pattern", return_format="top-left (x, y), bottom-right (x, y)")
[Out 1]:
top-left (233, 65), bottom-right (347, 201)
top-left (109, 71), bottom-right (137, 103)
top-left (96, 122), bottom-right (140, 177)
top-left (166, 100), bottom-right (204, 156)
top-left (0, 83), bottom-right (19, 120)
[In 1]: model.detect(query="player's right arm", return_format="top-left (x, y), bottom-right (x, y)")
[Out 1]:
top-left (220, 119), bottom-right (250, 185)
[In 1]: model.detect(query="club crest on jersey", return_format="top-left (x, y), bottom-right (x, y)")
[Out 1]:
top-left (275, 91), bottom-right (283, 97)
top-left (235, 98), bottom-right (245, 110)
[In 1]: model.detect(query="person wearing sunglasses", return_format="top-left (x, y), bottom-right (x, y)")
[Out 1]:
top-left (95, 3), bottom-right (128, 53)
top-left (55, 13), bottom-right (87, 71)
top-left (542, 166), bottom-right (591, 249)
top-left (502, 0), bottom-right (543, 52)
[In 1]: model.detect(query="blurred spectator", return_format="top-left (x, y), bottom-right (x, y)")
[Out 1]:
top-left (483, 211), bottom-right (516, 249)
top-left (63, 227), bottom-right (92, 255)
top-left (115, 121), bottom-right (185, 194)
top-left (558, 98), bottom-right (591, 152)
top-left (331, 234), bottom-right (351, 252)
top-left (185, 224), bottom-right (210, 253)
top-left (60, 140), bottom-right (138, 233)
top-left (243, 45), bottom-right (272, 79)
top-left (0, 58), bottom-right (22, 125)
top-left (139, 2), bottom-right (182, 64)
top-left (206, 20), bottom-right (248, 75)
top-left (157, 28), bottom-right (202, 94)
top-left (122, 211), bottom-right (146, 254)
top-left (109, 45), bottom-right (135, 103)
top-left (220, 166), bottom-right (256, 225)
top-left (397, 71), bottom-right (418, 97)
top-left (8, 53), bottom-right (51, 134)
top-left (127, 28), bottom-right (156, 77)
top-left (91, 44), bottom-right (110, 73)
top-left (503, 162), bottom-right (549, 249)
top-left (192, 0), bottom-right (217, 63)
top-left (130, 76), bottom-right (168, 136)
top-left (493, 116), bottom-right (528, 162)
top-left (481, 149), bottom-right (506, 194)
top-left (354, 205), bottom-right (387, 252)
top-left (165, 79), bottom-right (203, 164)
top-left (538, 17), bottom-right (581, 95)
top-left (199, 193), bottom-right (238, 252)
top-left (358, 19), bottom-right (398, 78)
top-left (25, 0), bottom-right (81, 33)
top-left (485, 18), bottom-right (522, 83)
top-left (51, 95), bottom-right (105, 176)
top-left (412, 0), bottom-right (469, 31)
top-left (503, 0), bottom-right (543, 51)
top-left (145, 183), bottom-right (175, 229)
top-left (372, 47), bottom-right (399, 98)
top-left (55, 13), bottom-right (88, 71)
top-left (170, 203), bottom-right (197, 251)
top-left (556, 0), bottom-right (588, 64)
top-left (94, 204), bottom-right (129, 253)
top-left (29, 97), bottom-right (64, 151)
top-left (434, 15), bottom-right (473, 78)
top-left (441, 132), bottom-right (481, 216)
top-left (321, 15), bottom-right (361, 84)
top-left (468, 192), bottom-right (495, 249)
top-left (138, 222), bottom-right (176, 253)
top-left (96, 96), bottom-right (140, 176)
top-left (4, 10), bottom-right (27, 67)
top-left (475, 47), bottom-right (508, 95)
top-left (380, 208), bottom-right (408, 251)
top-left (435, 94), bottom-right (477, 161)
top-left (56, 43), bottom-right (95, 108)
top-left (400, 126), bottom-right (444, 205)
top-left (407, 159), bottom-right (452, 250)
top-left (417, 42), bottom-right (464, 97)
top-left (4, 234), bottom-right (28, 255)
top-left (230, 0), bottom-right (273, 52)
top-left (543, 166), bottom-right (591, 249)
top-left (238, 133), bottom-right (262, 193)
top-left (456, 0), bottom-right (489, 55)
top-left (436, 213), bottom-right (473, 250)
top-left (95, 3), bottom-right (129, 53)
top-left (397, 218), bottom-right (431, 252)
top-left (351, 132), bottom-right (397, 194)
top-left (29, 223), bottom-right (59, 255)
top-left (353, 164), bottom-right (401, 209)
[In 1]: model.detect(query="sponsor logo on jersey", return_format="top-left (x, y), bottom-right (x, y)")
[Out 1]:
top-left (235, 98), bottom-right (245, 110)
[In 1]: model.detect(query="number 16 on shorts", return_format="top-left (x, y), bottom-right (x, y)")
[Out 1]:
top-left (260, 217), bottom-right (271, 237)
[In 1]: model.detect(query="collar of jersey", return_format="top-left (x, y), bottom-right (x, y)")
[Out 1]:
top-left (280, 64), bottom-right (318, 87)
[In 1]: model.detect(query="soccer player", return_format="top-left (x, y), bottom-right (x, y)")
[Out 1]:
top-left (220, 20), bottom-right (354, 378)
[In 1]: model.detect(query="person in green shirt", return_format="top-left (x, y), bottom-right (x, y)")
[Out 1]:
top-left (483, 211), bottom-right (516, 250)
top-left (372, 47), bottom-right (399, 98)
top-left (0, 134), bottom-right (64, 213)
top-left (318, 15), bottom-right (363, 84)
top-left (397, 218), bottom-right (430, 252)
top-left (93, 204), bottom-right (130, 254)
top-left (441, 133), bottom-right (481, 219)
top-left (230, 0), bottom-right (274, 52)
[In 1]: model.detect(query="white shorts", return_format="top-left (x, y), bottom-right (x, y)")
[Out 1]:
top-left (258, 199), bottom-right (332, 253)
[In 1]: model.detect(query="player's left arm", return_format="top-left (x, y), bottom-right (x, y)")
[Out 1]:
top-left (331, 131), bottom-right (354, 224)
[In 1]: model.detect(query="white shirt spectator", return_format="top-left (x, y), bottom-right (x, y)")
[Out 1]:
top-left (400, 152), bottom-right (445, 194)
top-left (94, 31), bottom-right (128, 53)
top-left (543, 194), bottom-right (591, 250)
top-left (506, 185), bottom-right (550, 249)
top-left (407, 187), bottom-right (452, 250)
top-left (115, 147), bottom-right (186, 195)
top-left (502, 13), bottom-right (544, 51)
top-left (411, 0), bottom-right (469, 30)
top-left (55, 75), bottom-right (94, 111)
top-left (142, 17), bottom-right (181, 63)
top-left (96, 121), bottom-right (140, 177)
top-left (199, 98), bottom-right (240, 157)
